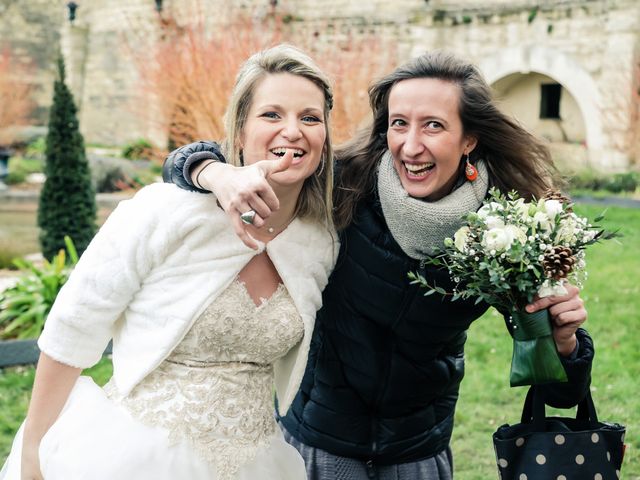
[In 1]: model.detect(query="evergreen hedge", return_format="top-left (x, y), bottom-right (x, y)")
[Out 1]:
top-left (38, 57), bottom-right (96, 260)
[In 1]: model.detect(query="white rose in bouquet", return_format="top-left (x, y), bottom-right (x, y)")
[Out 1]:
top-left (454, 226), bottom-right (471, 252)
top-left (543, 199), bottom-right (563, 220)
top-left (533, 211), bottom-right (553, 231)
top-left (478, 202), bottom-right (503, 219)
top-left (505, 225), bottom-right (527, 246)
top-left (514, 198), bottom-right (531, 219)
top-left (482, 227), bottom-right (514, 253)
top-left (484, 215), bottom-right (505, 230)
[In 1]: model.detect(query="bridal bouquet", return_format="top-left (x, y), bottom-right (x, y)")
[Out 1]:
top-left (410, 188), bottom-right (616, 386)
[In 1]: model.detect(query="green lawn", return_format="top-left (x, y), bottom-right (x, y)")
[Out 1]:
top-left (453, 204), bottom-right (639, 479)
top-left (0, 358), bottom-right (112, 461)
top-left (0, 203), bottom-right (638, 477)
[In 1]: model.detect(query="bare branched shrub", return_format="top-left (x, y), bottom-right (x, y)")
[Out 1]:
top-left (131, 8), bottom-right (284, 151)
top-left (306, 32), bottom-right (399, 143)
top-left (0, 48), bottom-right (35, 145)
top-left (631, 59), bottom-right (640, 165)
top-left (130, 3), bottom-right (398, 152)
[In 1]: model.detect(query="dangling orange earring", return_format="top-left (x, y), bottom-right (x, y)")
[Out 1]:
top-left (465, 154), bottom-right (478, 181)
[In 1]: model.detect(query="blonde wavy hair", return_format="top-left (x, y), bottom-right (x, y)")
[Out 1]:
top-left (223, 44), bottom-right (334, 227)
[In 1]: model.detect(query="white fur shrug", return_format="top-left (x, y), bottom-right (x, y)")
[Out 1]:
top-left (38, 183), bottom-right (338, 414)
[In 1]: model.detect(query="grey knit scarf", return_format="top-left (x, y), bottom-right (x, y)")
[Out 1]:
top-left (377, 150), bottom-right (489, 259)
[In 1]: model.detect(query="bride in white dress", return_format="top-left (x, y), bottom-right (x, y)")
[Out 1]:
top-left (1, 44), bottom-right (337, 480)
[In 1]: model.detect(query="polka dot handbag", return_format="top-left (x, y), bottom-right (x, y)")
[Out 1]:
top-left (493, 386), bottom-right (625, 480)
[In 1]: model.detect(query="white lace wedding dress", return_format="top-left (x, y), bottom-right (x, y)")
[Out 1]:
top-left (1, 281), bottom-right (307, 480)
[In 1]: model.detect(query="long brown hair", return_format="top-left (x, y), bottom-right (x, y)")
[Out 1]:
top-left (333, 51), bottom-right (560, 230)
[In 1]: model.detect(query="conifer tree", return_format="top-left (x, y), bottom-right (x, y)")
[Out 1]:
top-left (38, 57), bottom-right (96, 260)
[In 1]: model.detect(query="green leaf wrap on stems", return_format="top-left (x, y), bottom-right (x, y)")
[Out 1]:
top-left (509, 308), bottom-right (568, 387)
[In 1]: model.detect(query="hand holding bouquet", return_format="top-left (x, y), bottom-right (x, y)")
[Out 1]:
top-left (410, 188), bottom-right (616, 386)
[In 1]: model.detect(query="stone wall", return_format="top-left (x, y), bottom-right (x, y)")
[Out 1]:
top-left (0, 0), bottom-right (638, 169)
top-left (493, 73), bottom-right (585, 143)
top-left (61, 2), bottom-right (159, 147)
top-left (407, 0), bottom-right (639, 169)
top-left (0, 0), bottom-right (65, 122)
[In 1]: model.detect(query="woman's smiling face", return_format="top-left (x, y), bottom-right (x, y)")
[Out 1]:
top-left (386, 77), bottom-right (477, 200)
top-left (240, 72), bottom-right (326, 189)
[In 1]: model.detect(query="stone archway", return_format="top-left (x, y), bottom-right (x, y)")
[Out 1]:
top-left (479, 45), bottom-right (605, 163)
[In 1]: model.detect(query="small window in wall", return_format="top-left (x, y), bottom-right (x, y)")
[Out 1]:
top-left (540, 83), bottom-right (561, 119)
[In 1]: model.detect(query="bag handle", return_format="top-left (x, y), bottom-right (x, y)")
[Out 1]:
top-left (521, 386), bottom-right (598, 431)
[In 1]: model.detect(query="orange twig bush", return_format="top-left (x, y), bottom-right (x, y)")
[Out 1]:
top-left (138, 14), bottom-right (283, 150)
top-left (632, 59), bottom-right (640, 164)
top-left (0, 48), bottom-right (35, 145)
top-left (131, 4), bottom-right (398, 153)
top-left (309, 34), bottom-right (399, 143)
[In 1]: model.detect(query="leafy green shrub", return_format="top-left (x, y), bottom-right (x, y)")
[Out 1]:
top-left (0, 236), bottom-right (78, 339)
top-left (4, 169), bottom-right (26, 185)
top-left (0, 254), bottom-right (19, 270)
top-left (91, 156), bottom-right (124, 188)
top-left (24, 137), bottom-right (46, 159)
top-left (0, 240), bottom-right (23, 270)
top-left (149, 162), bottom-right (163, 176)
top-left (567, 170), bottom-right (606, 191)
top-left (128, 164), bottom-right (160, 187)
top-left (567, 170), bottom-right (638, 194)
top-left (90, 155), bottom-right (147, 192)
top-left (122, 138), bottom-right (153, 160)
top-left (95, 164), bottom-right (130, 192)
top-left (4, 156), bottom-right (44, 185)
top-left (607, 172), bottom-right (638, 193)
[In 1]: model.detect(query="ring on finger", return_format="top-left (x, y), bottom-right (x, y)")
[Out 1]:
top-left (240, 210), bottom-right (257, 225)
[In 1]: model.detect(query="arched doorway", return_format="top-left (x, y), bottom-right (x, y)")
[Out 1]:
top-left (479, 45), bottom-right (606, 169)
top-left (492, 72), bottom-right (588, 169)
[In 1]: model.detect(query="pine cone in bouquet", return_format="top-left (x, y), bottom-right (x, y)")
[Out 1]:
top-left (542, 189), bottom-right (573, 212)
top-left (543, 246), bottom-right (577, 280)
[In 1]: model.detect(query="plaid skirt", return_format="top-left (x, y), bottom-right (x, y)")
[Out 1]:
top-left (281, 424), bottom-right (453, 480)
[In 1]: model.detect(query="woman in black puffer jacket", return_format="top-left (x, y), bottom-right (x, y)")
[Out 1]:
top-left (164, 51), bottom-right (593, 480)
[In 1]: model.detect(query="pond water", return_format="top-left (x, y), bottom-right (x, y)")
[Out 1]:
top-left (0, 204), bottom-right (40, 256)
top-left (0, 195), bottom-right (117, 258)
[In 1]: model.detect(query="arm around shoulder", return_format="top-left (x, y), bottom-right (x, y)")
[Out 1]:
top-left (162, 140), bottom-right (224, 193)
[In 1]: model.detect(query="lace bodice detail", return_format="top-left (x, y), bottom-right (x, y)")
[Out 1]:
top-left (106, 280), bottom-right (303, 479)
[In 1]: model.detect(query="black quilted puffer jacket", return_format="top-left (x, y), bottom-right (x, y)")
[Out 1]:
top-left (163, 141), bottom-right (594, 465)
